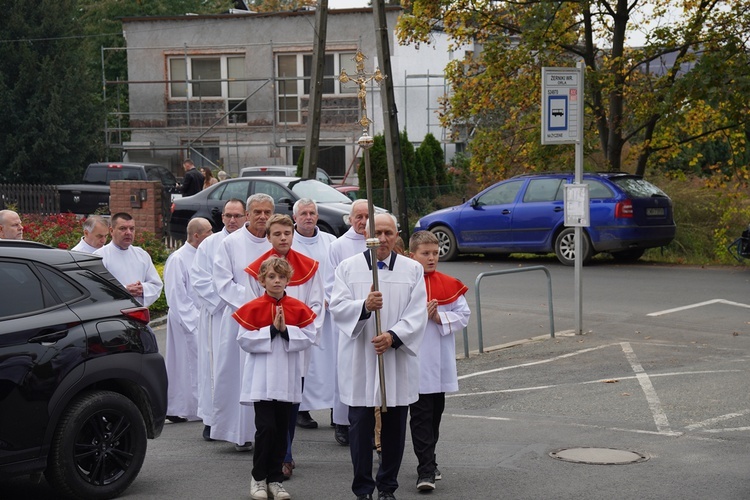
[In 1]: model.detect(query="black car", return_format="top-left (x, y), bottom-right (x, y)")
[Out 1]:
top-left (168, 176), bottom-right (355, 240)
top-left (0, 240), bottom-right (167, 499)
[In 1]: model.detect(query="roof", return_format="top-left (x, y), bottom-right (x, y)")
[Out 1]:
top-left (120, 6), bottom-right (402, 24)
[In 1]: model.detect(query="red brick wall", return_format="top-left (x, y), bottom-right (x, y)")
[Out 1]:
top-left (110, 181), bottom-right (163, 239)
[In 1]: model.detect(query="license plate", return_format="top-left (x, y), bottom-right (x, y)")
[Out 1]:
top-left (646, 207), bottom-right (665, 216)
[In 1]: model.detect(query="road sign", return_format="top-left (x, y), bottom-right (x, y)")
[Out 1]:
top-left (541, 67), bottom-right (582, 145)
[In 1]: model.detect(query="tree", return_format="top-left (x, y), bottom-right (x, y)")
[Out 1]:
top-left (0, 0), bottom-right (104, 183)
top-left (398, 1), bottom-right (750, 185)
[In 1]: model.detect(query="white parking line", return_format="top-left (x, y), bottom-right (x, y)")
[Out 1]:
top-left (621, 342), bottom-right (672, 434)
top-left (647, 298), bottom-right (750, 317)
top-left (684, 410), bottom-right (750, 431)
top-left (457, 344), bottom-right (616, 381)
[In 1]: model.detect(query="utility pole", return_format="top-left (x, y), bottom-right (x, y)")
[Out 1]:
top-left (302, 0), bottom-right (328, 180)
top-left (371, 0), bottom-right (409, 240)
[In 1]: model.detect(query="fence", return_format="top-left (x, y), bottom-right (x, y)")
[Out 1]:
top-left (0, 184), bottom-right (60, 214)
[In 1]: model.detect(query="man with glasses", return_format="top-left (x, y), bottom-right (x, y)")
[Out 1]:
top-left (191, 199), bottom-right (246, 441)
top-left (211, 193), bottom-right (274, 451)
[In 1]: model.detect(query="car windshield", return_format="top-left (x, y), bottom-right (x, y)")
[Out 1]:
top-left (288, 179), bottom-right (352, 203)
top-left (609, 177), bottom-right (668, 198)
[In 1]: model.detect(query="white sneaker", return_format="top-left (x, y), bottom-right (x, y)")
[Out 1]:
top-left (268, 481), bottom-right (291, 499)
top-left (250, 477), bottom-right (268, 499)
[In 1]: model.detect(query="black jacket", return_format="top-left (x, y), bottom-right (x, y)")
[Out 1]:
top-left (182, 167), bottom-right (205, 197)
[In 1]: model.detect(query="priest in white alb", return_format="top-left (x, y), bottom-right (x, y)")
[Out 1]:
top-left (94, 212), bottom-right (162, 307)
top-left (329, 213), bottom-right (427, 500)
top-left (163, 217), bottom-right (212, 422)
top-left (190, 199), bottom-right (247, 441)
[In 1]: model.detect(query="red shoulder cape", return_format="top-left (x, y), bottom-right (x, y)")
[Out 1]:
top-left (245, 248), bottom-right (319, 286)
top-left (232, 293), bottom-right (316, 331)
top-left (424, 271), bottom-right (468, 305)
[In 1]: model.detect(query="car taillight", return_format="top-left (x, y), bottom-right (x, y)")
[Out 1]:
top-left (121, 306), bottom-right (151, 324)
top-left (615, 200), bottom-right (633, 218)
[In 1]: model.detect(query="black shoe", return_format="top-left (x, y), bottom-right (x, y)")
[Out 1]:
top-left (378, 492), bottom-right (396, 500)
top-left (166, 415), bottom-right (187, 423)
top-left (334, 424), bottom-right (349, 446)
top-left (416, 474), bottom-right (436, 491)
top-left (296, 410), bottom-right (318, 429)
top-left (202, 425), bottom-right (213, 441)
top-left (355, 495), bottom-right (373, 500)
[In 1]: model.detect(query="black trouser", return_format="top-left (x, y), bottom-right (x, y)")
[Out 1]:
top-left (409, 392), bottom-right (445, 477)
top-left (349, 405), bottom-right (408, 496)
top-left (253, 400), bottom-right (292, 483)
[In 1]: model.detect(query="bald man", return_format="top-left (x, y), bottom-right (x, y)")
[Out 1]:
top-left (164, 217), bottom-right (214, 422)
top-left (0, 210), bottom-right (23, 240)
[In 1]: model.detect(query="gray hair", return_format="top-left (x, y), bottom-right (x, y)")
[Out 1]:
top-left (350, 198), bottom-right (368, 216)
top-left (82, 215), bottom-right (109, 232)
top-left (0, 209), bottom-right (17, 225)
top-left (246, 193), bottom-right (274, 210)
top-left (293, 198), bottom-right (317, 216)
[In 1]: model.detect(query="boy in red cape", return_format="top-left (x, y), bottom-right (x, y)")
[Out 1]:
top-left (234, 257), bottom-right (316, 500)
top-left (245, 214), bottom-right (325, 480)
top-left (408, 231), bottom-right (471, 492)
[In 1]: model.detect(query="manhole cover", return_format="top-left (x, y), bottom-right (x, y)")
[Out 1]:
top-left (549, 447), bottom-right (648, 465)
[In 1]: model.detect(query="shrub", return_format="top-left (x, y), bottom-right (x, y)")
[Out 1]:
top-left (22, 213), bottom-right (82, 249)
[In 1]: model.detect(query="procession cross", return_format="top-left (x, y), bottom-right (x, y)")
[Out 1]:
top-left (338, 50), bottom-right (388, 412)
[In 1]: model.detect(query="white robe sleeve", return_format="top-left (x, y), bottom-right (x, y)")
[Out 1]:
top-left (164, 252), bottom-right (199, 334)
top-left (237, 324), bottom-right (315, 354)
top-left (190, 241), bottom-right (224, 315)
top-left (139, 250), bottom-right (164, 308)
top-left (383, 261), bottom-right (428, 357)
top-left (437, 295), bottom-right (471, 336)
top-left (329, 261), bottom-right (368, 341)
top-left (213, 237), bottom-right (246, 310)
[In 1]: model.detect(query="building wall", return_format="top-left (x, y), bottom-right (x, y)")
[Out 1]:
top-left (119, 8), bottom-right (462, 181)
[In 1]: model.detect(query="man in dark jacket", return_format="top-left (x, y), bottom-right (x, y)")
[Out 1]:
top-left (182, 159), bottom-right (205, 197)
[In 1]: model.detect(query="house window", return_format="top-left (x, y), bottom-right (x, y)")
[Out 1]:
top-left (169, 55), bottom-right (246, 124)
top-left (277, 52), bottom-right (357, 123)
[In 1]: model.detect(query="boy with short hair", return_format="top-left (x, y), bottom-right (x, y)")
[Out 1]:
top-left (234, 257), bottom-right (317, 500)
top-left (408, 230), bottom-right (471, 492)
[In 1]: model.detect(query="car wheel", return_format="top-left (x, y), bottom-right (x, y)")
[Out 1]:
top-left (554, 228), bottom-right (592, 266)
top-left (611, 248), bottom-right (645, 262)
top-left (45, 390), bottom-right (147, 500)
top-left (431, 226), bottom-right (458, 261)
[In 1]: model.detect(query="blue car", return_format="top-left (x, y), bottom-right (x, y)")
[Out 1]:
top-left (413, 172), bottom-right (676, 265)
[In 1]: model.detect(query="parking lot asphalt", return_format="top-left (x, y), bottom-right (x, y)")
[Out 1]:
top-left (4, 315), bottom-right (749, 499)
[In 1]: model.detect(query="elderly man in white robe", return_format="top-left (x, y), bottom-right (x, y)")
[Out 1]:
top-left (94, 212), bottom-right (163, 307)
top-left (71, 215), bottom-right (109, 253)
top-left (326, 198), bottom-right (369, 444)
top-left (329, 213), bottom-right (428, 500)
top-left (163, 217), bottom-right (213, 423)
top-left (291, 199), bottom-right (337, 430)
top-left (212, 193), bottom-right (273, 451)
top-left (190, 198), bottom-right (247, 441)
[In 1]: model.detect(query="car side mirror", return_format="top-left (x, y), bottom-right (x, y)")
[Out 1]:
top-left (278, 197), bottom-right (294, 206)
top-left (470, 198), bottom-right (479, 207)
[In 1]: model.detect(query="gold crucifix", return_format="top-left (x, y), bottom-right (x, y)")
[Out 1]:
top-left (339, 50), bottom-right (385, 131)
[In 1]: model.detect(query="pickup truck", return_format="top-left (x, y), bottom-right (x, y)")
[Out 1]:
top-left (58, 162), bottom-right (179, 219)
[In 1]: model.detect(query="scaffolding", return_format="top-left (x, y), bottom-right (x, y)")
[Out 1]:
top-left (101, 41), bottom-right (460, 180)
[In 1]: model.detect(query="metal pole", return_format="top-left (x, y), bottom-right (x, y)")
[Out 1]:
top-left (341, 51), bottom-right (388, 412)
top-left (574, 61), bottom-right (585, 335)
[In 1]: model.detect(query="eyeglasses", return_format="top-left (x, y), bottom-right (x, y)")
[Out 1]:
top-left (222, 214), bottom-right (245, 219)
